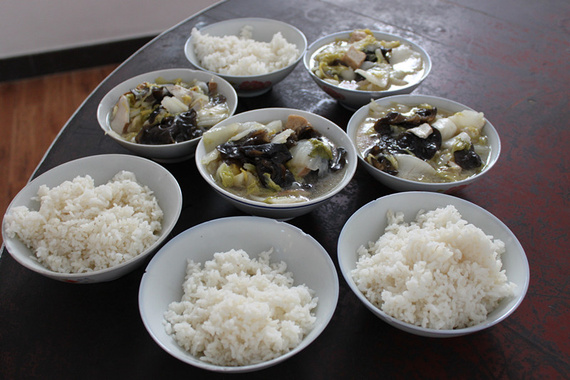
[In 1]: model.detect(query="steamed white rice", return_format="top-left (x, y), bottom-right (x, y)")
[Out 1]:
top-left (4, 171), bottom-right (163, 273)
top-left (191, 25), bottom-right (299, 75)
top-left (164, 248), bottom-right (317, 366)
top-left (352, 205), bottom-right (515, 330)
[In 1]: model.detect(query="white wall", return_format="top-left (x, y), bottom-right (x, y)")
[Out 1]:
top-left (0, 0), bottom-right (221, 59)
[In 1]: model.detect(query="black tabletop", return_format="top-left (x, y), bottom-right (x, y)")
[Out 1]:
top-left (1, 0), bottom-right (568, 378)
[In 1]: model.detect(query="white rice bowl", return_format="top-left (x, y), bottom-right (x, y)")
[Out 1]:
top-left (164, 248), bottom-right (317, 367)
top-left (191, 25), bottom-right (299, 76)
top-left (4, 171), bottom-right (163, 274)
top-left (139, 216), bottom-right (339, 373)
top-left (2, 154), bottom-right (182, 283)
top-left (184, 18), bottom-right (307, 97)
top-left (337, 192), bottom-right (529, 337)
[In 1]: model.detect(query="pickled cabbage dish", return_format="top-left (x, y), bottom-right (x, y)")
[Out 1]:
top-left (310, 29), bottom-right (425, 91)
top-left (109, 77), bottom-right (230, 145)
top-left (201, 115), bottom-right (348, 203)
top-left (355, 101), bottom-right (491, 183)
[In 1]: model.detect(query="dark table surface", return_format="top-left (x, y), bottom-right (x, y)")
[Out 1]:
top-left (1, 0), bottom-right (568, 378)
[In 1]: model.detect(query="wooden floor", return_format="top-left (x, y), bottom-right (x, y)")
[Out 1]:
top-left (0, 64), bottom-right (118, 218)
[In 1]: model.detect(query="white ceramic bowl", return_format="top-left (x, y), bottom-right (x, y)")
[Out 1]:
top-left (194, 108), bottom-right (358, 220)
top-left (303, 30), bottom-right (431, 110)
top-left (97, 68), bottom-right (238, 163)
top-left (337, 192), bottom-right (530, 338)
top-left (184, 18), bottom-right (307, 97)
top-left (139, 216), bottom-right (339, 373)
top-left (2, 154), bottom-right (183, 284)
top-left (347, 94), bottom-right (501, 192)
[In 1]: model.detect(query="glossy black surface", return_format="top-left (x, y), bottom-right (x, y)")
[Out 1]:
top-left (1, 0), bottom-right (568, 378)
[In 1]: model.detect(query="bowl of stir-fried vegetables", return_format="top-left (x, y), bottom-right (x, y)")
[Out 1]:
top-left (347, 95), bottom-right (501, 192)
top-left (195, 108), bottom-right (358, 220)
top-left (97, 68), bottom-right (238, 163)
top-left (303, 29), bottom-right (431, 111)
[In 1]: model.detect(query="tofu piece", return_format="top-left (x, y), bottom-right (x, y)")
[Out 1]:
top-left (285, 114), bottom-right (311, 132)
top-left (208, 79), bottom-right (217, 94)
top-left (341, 45), bottom-right (366, 69)
top-left (349, 30), bottom-right (368, 43)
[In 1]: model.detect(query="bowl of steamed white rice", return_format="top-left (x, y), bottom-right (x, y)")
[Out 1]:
top-left (185, 18), bottom-right (307, 97)
top-left (138, 216), bottom-right (339, 372)
top-left (337, 192), bottom-right (529, 337)
top-left (97, 68), bottom-right (238, 163)
top-left (2, 154), bottom-right (182, 283)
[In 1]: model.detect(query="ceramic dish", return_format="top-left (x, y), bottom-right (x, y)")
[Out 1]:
top-left (139, 216), bottom-right (339, 372)
top-left (337, 192), bottom-right (530, 337)
top-left (185, 18), bottom-right (307, 97)
top-left (346, 94), bottom-right (501, 192)
top-left (304, 30), bottom-right (431, 110)
top-left (2, 154), bottom-right (183, 283)
top-left (97, 68), bottom-right (238, 163)
top-left (194, 107), bottom-right (358, 220)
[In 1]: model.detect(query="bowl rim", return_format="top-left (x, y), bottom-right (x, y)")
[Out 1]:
top-left (303, 29), bottom-right (432, 95)
top-left (346, 94), bottom-right (502, 188)
top-left (194, 107), bottom-right (358, 210)
top-left (184, 17), bottom-right (308, 80)
top-left (2, 153), bottom-right (183, 280)
top-left (96, 68), bottom-right (238, 150)
top-left (337, 191), bottom-right (530, 337)
top-left (138, 215), bottom-right (340, 372)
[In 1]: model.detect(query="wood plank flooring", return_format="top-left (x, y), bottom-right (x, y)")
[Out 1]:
top-left (0, 64), bottom-right (118, 218)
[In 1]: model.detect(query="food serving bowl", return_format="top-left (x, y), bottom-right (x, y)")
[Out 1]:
top-left (194, 107), bottom-right (358, 220)
top-left (303, 30), bottom-right (431, 110)
top-left (347, 94), bottom-right (501, 192)
top-left (97, 68), bottom-right (238, 163)
top-left (337, 192), bottom-right (530, 338)
top-left (139, 216), bottom-right (339, 373)
top-left (2, 154), bottom-right (183, 284)
top-left (184, 18), bottom-right (307, 97)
